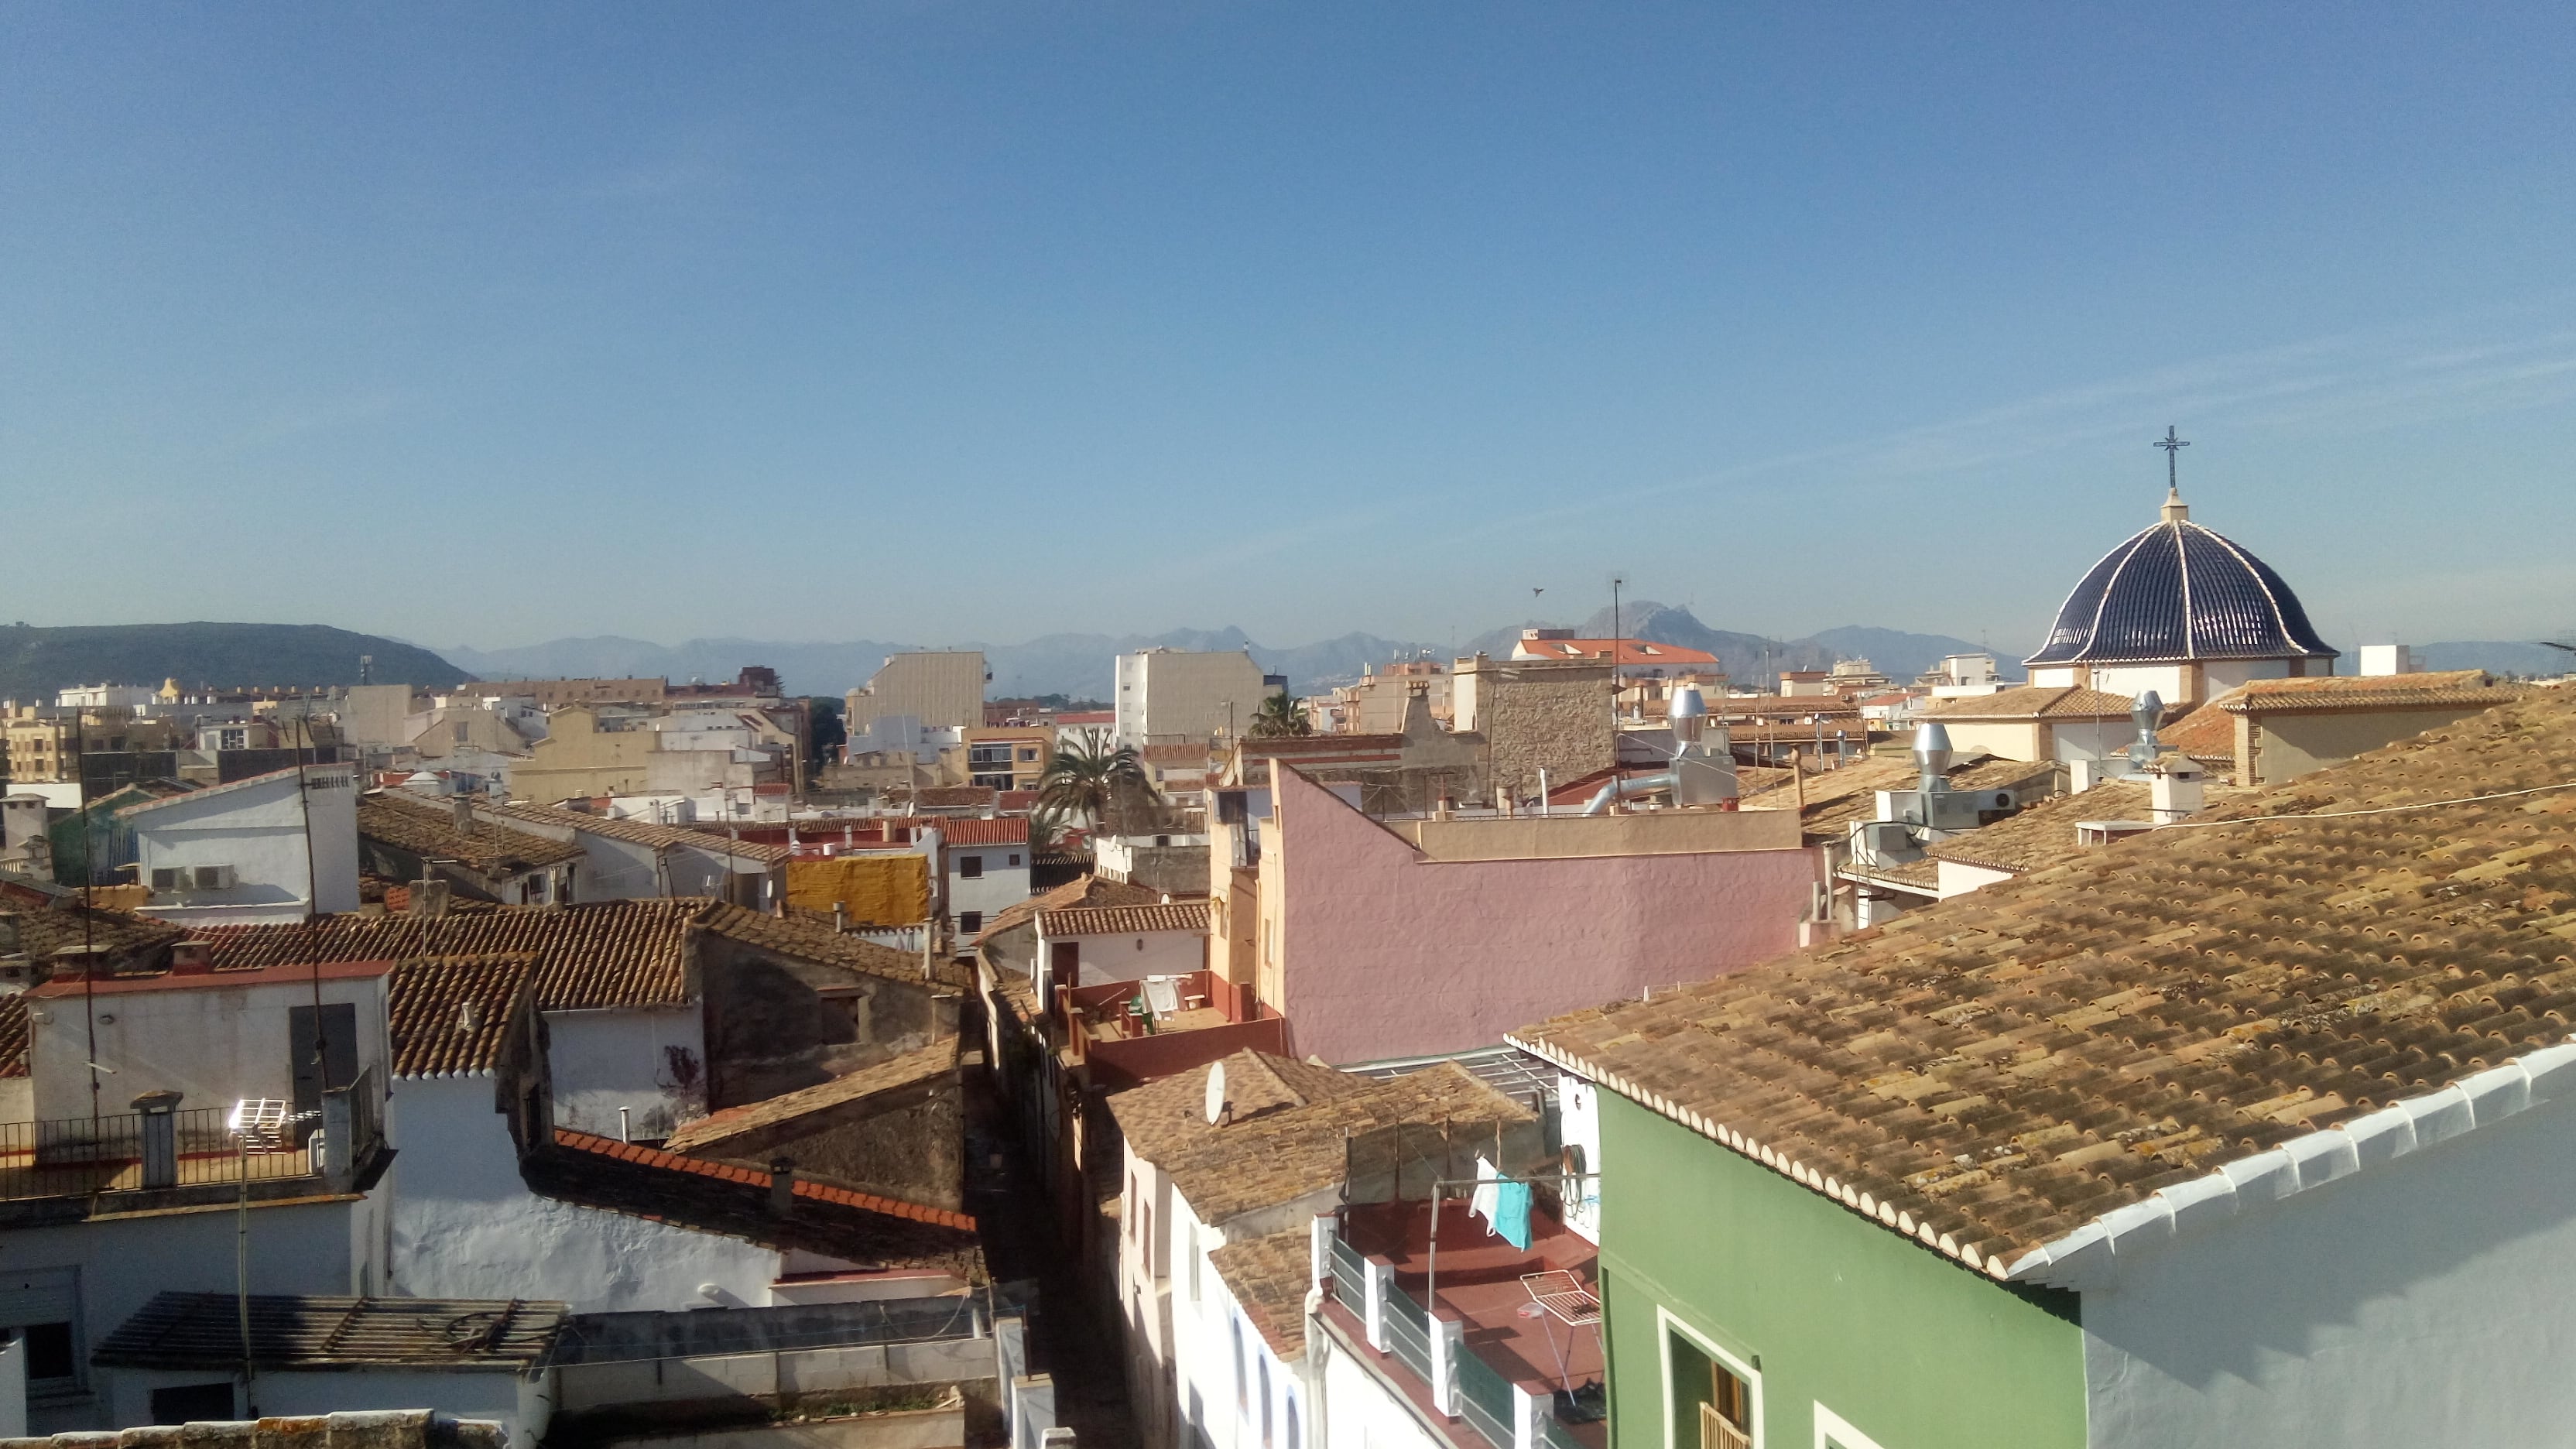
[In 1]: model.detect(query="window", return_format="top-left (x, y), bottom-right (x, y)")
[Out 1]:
top-left (1008, 853), bottom-right (1022, 867)
top-left (1019, 748), bottom-right (1038, 762)
top-left (1665, 1313), bottom-right (1756, 1449)
top-left (1259, 1358), bottom-right (1273, 1447)
top-left (0, 1266), bottom-right (83, 1396)
top-left (22, 1322), bottom-right (74, 1382)
top-left (152, 1382), bottom-right (236, 1424)
top-left (1285, 1396), bottom-right (1300, 1449)
top-left (959, 911), bottom-right (983, 934)
top-left (958, 855), bottom-right (983, 879)
top-left (1233, 1318), bottom-right (1248, 1410)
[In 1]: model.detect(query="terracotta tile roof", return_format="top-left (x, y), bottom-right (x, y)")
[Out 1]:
top-left (988, 966), bottom-right (1040, 1026)
top-left (2216, 670), bottom-right (2519, 714)
top-left (935, 817), bottom-right (1030, 847)
top-left (1112, 1050), bottom-right (1369, 1170)
top-left (1922, 783), bottom-right (2155, 875)
top-left (1514, 639), bottom-right (1718, 666)
top-left (1142, 744), bottom-right (1217, 765)
top-left (665, 1038), bottom-right (961, 1156)
top-left (1240, 733), bottom-right (1406, 758)
top-left (997, 790), bottom-right (1040, 814)
top-left (111, 766), bottom-right (315, 818)
top-left (358, 792), bottom-right (585, 875)
top-left (1844, 856), bottom-right (1940, 894)
top-left (971, 875), bottom-right (1161, 947)
top-left (1923, 686), bottom-right (2139, 721)
top-left (1711, 697), bottom-right (1862, 721)
top-left (1742, 754), bottom-right (2059, 843)
top-left (5, 903), bottom-right (183, 965)
top-left (94, 1293), bottom-right (566, 1371)
top-left (1112, 1050), bottom-right (1532, 1225)
top-left (486, 801), bottom-right (790, 865)
top-left (529, 1128), bottom-right (981, 1276)
top-left (1039, 902), bottom-right (1211, 937)
top-left (698, 903), bottom-right (951, 987)
top-left (2156, 701), bottom-right (2239, 763)
top-left (1210, 1228), bottom-right (1317, 1358)
top-left (0, 994), bottom-right (26, 1079)
top-left (1514, 687), bottom-right (2576, 1280)
top-left (890, 786), bottom-right (999, 810)
top-left (204, 899), bottom-right (707, 1011)
top-left (388, 954), bottom-right (536, 1078)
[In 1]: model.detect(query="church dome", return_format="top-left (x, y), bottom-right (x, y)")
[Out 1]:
top-left (2025, 495), bottom-right (2337, 667)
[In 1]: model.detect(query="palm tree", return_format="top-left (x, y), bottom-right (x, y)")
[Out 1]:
top-left (1248, 689), bottom-right (1311, 738)
top-left (1037, 729), bottom-right (1152, 832)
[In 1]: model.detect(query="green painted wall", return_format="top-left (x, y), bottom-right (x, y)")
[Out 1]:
top-left (1595, 1093), bottom-right (2087, 1449)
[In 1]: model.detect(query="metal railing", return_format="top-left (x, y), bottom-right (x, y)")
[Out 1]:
top-left (1382, 1283), bottom-right (1434, 1385)
top-left (1544, 1413), bottom-right (1591, 1449)
top-left (1454, 1341), bottom-right (1517, 1449)
top-left (1327, 1232), bottom-right (1368, 1296)
top-left (0, 1074), bottom-right (385, 1204)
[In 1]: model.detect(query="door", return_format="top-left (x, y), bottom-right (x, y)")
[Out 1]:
top-left (1050, 940), bottom-right (1081, 989)
top-left (288, 1002), bottom-right (359, 1145)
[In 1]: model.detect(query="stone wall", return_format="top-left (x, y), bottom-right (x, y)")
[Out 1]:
top-left (1456, 656), bottom-right (1615, 804)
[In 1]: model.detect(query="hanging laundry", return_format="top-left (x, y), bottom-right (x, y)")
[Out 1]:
top-left (1492, 1177), bottom-right (1533, 1250)
top-left (1470, 1155), bottom-right (1502, 1235)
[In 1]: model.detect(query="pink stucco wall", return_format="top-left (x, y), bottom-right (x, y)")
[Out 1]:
top-left (1273, 767), bottom-right (1821, 1065)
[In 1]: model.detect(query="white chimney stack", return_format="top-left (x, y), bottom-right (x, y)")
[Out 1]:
top-left (2358, 644), bottom-right (2413, 677)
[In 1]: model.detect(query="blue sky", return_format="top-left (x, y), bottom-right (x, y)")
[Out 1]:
top-left (6, 4), bottom-right (2573, 655)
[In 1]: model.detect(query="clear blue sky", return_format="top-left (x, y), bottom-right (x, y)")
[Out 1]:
top-left (6, 4), bottom-right (2573, 655)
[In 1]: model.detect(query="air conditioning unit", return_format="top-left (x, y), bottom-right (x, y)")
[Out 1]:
top-left (149, 868), bottom-right (182, 892)
top-left (190, 865), bottom-right (235, 892)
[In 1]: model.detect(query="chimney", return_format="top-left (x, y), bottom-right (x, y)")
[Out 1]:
top-left (0, 913), bottom-right (19, 956)
top-left (1913, 721), bottom-right (1954, 795)
top-left (410, 879), bottom-right (452, 920)
top-left (832, 901), bottom-right (847, 933)
top-left (170, 940), bottom-right (211, 973)
top-left (457, 999), bottom-right (485, 1034)
top-left (453, 796), bottom-right (474, 834)
top-left (769, 1158), bottom-right (796, 1215)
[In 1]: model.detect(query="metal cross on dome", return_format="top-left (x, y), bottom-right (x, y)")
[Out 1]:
top-left (2155, 425), bottom-right (2190, 492)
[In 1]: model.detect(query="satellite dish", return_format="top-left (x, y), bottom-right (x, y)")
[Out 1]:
top-left (1204, 1061), bottom-right (1228, 1125)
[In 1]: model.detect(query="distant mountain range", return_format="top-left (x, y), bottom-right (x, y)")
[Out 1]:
top-left (8, 618), bottom-right (2551, 710)
top-left (444, 606), bottom-right (1987, 697)
top-left (0, 622), bottom-right (466, 703)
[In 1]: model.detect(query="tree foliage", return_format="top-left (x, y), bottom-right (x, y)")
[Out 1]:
top-left (1248, 688), bottom-right (1312, 738)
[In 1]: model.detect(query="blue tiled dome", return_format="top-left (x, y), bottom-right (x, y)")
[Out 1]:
top-left (2026, 503), bottom-right (2337, 667)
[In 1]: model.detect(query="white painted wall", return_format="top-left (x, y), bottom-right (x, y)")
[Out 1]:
top-left (2079, 1089), bottom-right (2576, 1449)
top-left (385, 1074), bottom-right (791, 1313)
top-left (948, 852), bottom-right (1031, 933)
top-left (104, 1367), bottom-right (544, 1447)
top-left (131, 767), bottom-right (359, 926)
top-left (1039, 931), bottom-right (1206, 995)
top-left (1317, 1331), bottom-right (1436, 1449)
top-left (5, 1198), bottom-right (372, 1433)
top-left (27, 973), bottom-right (392, 1123)
top-left (1557, 1074), bottom-right (1603, 1245)
top-left (544, 1006), bottom-right (704, 1142)
top-left (1934, 860), bottom-right (2017, 900)
top-left (1170, 1212), bottom-right (1307, 1449)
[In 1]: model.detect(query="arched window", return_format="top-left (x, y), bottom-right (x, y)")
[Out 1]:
top-left (1259, 1357), bottom-right (1273, 1447)
top-left (1232, 1319), bottom-right (1248, 1411)
top-left (1285, 1396), bottom-right (1300, 1449)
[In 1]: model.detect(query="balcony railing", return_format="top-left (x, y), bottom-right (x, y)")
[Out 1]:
top-left (0, 1067), bottom-right (385, 1205)
top-left (1454, 1338), bottom-right (1518, 1449)
top-left (1382, 1282), bottom-right (1435, 1386)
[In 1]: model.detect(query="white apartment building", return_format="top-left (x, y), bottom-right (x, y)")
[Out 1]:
top-left (1116, 649), bottom-right (1279, 748)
